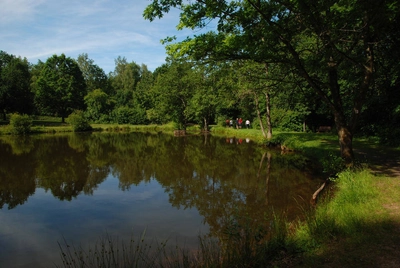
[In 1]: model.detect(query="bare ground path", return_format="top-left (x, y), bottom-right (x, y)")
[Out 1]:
top-left (355, 144), bottom-right (400, 177)
top-left (361, 147), bottom-right (400, 268)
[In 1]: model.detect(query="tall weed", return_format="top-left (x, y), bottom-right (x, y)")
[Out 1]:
top-left (56, 230), bottom-right (168, 268)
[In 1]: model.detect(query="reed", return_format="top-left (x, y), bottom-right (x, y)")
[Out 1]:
top-left (55, 213), bottom-right (296, 268)
top-left (56, 230), bottom-right (171, 268)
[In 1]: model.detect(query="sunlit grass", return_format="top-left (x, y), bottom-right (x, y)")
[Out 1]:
top-left (294, 169), bottom-right (383, 248)
top-left (210, 125), bottom-right (270, 144)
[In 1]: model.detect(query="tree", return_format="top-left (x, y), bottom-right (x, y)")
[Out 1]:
top-left (84, 89), bottom-right (114, 122)
top-left (144, 0), bottom-right (399, 165)
top-left (234, 61), bottom-right (274, 138)
top-left (29, 60), bottom-right (45, 115)
top-left (150, 61), bottom-right (196, 129)
top-left (0, 50), bottom-right (33, 119)
top-left (109, 56), bottom-right (141, 107)
top-left (34, 54), bottom-right (87, 122)
top-left (134, 64), bottom-right (154, 118)
top-left (189, 66), bottom-right (219, 131)
top-left (76, 53), bottom-right (110, 94)
top-left (108, 58), bottom-right (152, 124)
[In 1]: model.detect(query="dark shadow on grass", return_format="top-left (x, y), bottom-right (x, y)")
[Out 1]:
top-left (297, 220), bottom-right (400, 268)
top-left (285, 133), bottom-right (400, 178)
top-left (32, 120), bottom-right (67, 127)
top-left (353, 140), bottom-right (400, 178)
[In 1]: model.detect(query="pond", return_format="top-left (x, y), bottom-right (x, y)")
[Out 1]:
top-left (0, 132), bottom-right (323, 267)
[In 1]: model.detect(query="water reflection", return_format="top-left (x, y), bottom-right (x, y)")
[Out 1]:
top-left (0, 132), bottom-right (322, 267)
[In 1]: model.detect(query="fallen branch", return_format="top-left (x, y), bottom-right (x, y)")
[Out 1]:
top-left (311, 179), bottom-right (329, 205)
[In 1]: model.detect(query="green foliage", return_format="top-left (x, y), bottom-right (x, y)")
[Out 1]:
top-left (144, 0), bottom-right (400, 164)
top-left (216, 115), bottom-right (227, 127)
top-left (34, 54), bottom-right (86, 122)
top-left (145, 108), bottom-right (168, 124)
top-left (0, 51), bottom-right (33, 118)
top-left (76, 53), bottom-right (110, 93)
top-left (109, 56), bottom-right (141, 107)
top-left (113, 106), bottom-right (146, 125)
top-left (150, 62), bottom-right (197, 129)
top-left (271, 108), bottom-right (307, 132)
top-left (84, 89), bottom-right (114, 122)
top-left (376, 127), bottom-right (400, 146)
top-left (66, 110), bottom-right (92, 132)
top-left (267, 133), bottom-right (305, 150)
top-left (9, 113), bottom-right (32, 135)
top-left (320, 153), bottom-right (346, 178)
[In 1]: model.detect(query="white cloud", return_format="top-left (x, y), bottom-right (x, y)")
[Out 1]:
top-left (0, 0), bottom-right (45, 23)
top-left (0, 0), bottom-right (198, 72)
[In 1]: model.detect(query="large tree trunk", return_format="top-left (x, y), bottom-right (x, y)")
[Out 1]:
top-left (328, 59), bottom-right (355, 166)
top-left (264, 63), bottom-right (272, 139)
top-left (334, 115), bottom-right (355, 166)
top-left (254, 92), bottom-right (267, 138)
top-left (203, 117), bottom-right (208, 131)
top-left (264, 92), bottom-right (272, 139)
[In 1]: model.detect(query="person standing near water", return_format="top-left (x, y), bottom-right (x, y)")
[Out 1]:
top-left (245, 119), bottom-right (250, 128)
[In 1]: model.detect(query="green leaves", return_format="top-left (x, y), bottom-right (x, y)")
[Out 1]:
top-left (0, 51), bottom-right (33, 117)
top-left (66, 110), bottom-right (92, 132)
top-left (9, 113), bottom-right (32, 135)
top-left (34, 54), bottom-right (86, 122)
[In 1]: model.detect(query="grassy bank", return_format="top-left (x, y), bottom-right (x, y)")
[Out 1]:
top-left (292, 170), bottom-right (400, 267)
top-left (0, 118), bottom-right (200, 135)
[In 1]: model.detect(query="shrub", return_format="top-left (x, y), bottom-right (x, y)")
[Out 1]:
top-left (9, 113), bottom-right (32, 135)
top-left (113, 106), bottom-right (147, 125)
top-left (66, 110), bottom-right (92, 132)
top-left (216, 115), bottom-right (227, 127)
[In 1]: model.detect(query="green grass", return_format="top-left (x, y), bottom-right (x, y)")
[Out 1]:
top-left (293, 170), bottom-right (400, 267)
top-left (296, 170), bottom-right (380, 243)
top-left (210, 125), bottom-right (271, 144)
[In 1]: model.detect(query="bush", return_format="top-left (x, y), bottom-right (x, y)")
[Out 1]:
top-left (9, 113), bottom-right (32, 135)
top-left (216, 115), bottom-right (227, 127)
top-left (66, 110), bottom-right (92, 132)
top-left (113, 106), bottom-right (147, 125)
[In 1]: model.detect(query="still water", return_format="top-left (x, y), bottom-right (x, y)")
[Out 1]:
top-left (0, 132), bottom-right (322, 267)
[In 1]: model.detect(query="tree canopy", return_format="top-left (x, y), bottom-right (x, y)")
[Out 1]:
top-left (0, 51), bottom-right (33, 119)
top-left (34, 54), bottom-right (86, 122)
top-left (0, 0), bottom-right (399, 165)
top-left (144, 0), bottom-right (400, 164)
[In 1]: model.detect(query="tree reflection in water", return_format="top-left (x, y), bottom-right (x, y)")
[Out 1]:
top-left (0, 132), bottom-right (322, 264)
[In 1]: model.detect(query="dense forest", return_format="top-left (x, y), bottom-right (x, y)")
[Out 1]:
top-left (1, 1), bottom-right (399, 164)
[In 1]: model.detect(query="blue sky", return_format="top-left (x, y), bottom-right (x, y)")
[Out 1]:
top-left (0, 0), bottom-right (205, 73)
